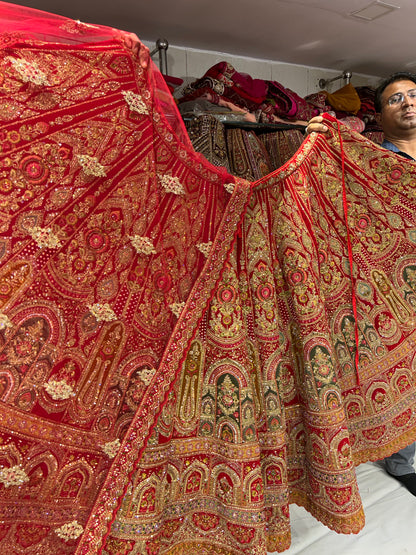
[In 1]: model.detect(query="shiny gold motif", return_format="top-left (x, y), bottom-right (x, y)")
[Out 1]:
top-left (129, 235), bottom-right (157, 255)
top-left (138, 366), bottom-right (156, 385)
top-left (0, 312), bottom-right (13, 330)
top-left (102, 439), bottom-right (121, 459)
top-left (0, 465), bottom-right (29, 488)
top-left (59, 19), bottom-right (100, 34)
top-left (196, 241), bottom-right (213, 257)
top-left (169, 302), bottom-right (185, 317)
top-left (75, 322), bottom-right (123, 417)
top-left (77, 154), bottom-right (107, 177)
top-left (87, 303), bottom-right (117, 322)
top-left (122, 90), bottom-right (149, 115)
top-left (44, 378), bottom-right (75, 400)
top-left (29, 226), bottom-right (62, 249)
top-left (372, 269), bottom-right (415, 325)
top-left (54, 520), bottom-right (84, 541)
top-left (6, 56), bottom-right (49, 86)
top-left (160, 174), bottom-right (185, 195)
top-left (224, 182), bottom-right (235, 193)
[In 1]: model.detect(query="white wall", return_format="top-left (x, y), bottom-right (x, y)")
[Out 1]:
top-left (143, 42), bottom-right (381, 98)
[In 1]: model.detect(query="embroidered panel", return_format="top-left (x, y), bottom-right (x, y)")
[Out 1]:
top-left (2, 4), bottom-right (416, 554)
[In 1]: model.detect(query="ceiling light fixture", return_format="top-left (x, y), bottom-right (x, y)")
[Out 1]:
top-left (350, 1), bottom-right (400, 21)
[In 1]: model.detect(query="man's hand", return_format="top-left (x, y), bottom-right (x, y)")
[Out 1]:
top-left (305, 115), bottom-right (330, 134)
top-left (121, 32), bottom-right (150, 69)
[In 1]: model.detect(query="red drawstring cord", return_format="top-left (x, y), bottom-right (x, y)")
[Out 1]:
top-left (336, 120), bottom-right (361, 385)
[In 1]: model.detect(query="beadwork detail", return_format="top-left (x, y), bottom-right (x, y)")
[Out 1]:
top-left (0, 466), bottom-right (29, 488)
top-left (224, 182), bottom-right (235, 194)
top-left (87, 303), bottom-right (117, 322)
top-left (55, 521), bottom-right (84, 541)
top-left (160, 174), bottom-right (185, 195)
top-left (0, 313), bottom-right (13, 330)
top-left (77, 154), bottom-right (107, 177)
top-left (122, 90), bottom-right (149, 115)
top-left (6, 56), bottom-right (49, 86)
top-left (138, 367), bottom-right (156, 385)
top-left (29, 226), bottom-right (62, 249)
top-left (102, 439), bottom-right (121, 459)
top-left (44, 379), bottom-right (75, 400)
top-left (129, 235), bottom-right (157, 255)
top-left (196, 241), bottom-right (213, 257)
top-left (169, 302), bottom-right (185, 317)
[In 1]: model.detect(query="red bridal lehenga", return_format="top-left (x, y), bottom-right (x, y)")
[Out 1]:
top-left (2, 4), bottom-right (416, 554)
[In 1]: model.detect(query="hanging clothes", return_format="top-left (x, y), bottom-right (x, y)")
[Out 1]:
top-left (1, 3), bottom-right (416, 554)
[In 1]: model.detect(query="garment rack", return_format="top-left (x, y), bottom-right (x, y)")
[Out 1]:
top-left (150, 38), bottom-right (169, 75)
top-left (319, 70), bottom-right (352, 89)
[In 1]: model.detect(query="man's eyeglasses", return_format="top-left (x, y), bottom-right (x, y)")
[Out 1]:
top-left (386, 89), bottom-right (416, 106)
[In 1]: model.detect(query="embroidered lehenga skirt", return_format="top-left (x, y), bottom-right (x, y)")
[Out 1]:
top-left (1, 3), bottom-right (416, 554)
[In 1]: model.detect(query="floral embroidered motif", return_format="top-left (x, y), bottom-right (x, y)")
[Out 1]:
top-left (0, 313), bottom-right (13, 330)
top-left (129, 235), bottom-right (156, 255)
top-left (122, 90), bottom-right (149, 115)
top-left (6, 56), bottom-right (49, 86)
top-left (77, 155), bottom-right (107, 177)
top-left (87, 303), bottom-right (117, 322)
top-left (102, 439), bottom-right (121, 459)
top-left (160, 174), bottom-right (185, 195)
top-left (29, 226), bottom-right (62, 249)
top-left (169, 302), bottom-right (185, 318)
top-left (59, 19), bottom-right (100, 34)
top-left (44, 379), bottom-right (75, 400)
top-left (0, 465), bottom-right (29, 488)
top-left (196, 241), bottom-right (213, 257)
top-left (138, 367), bottom-right (156, 385)
top-left (55, 520), bottom-right (84, 541)
top-left (224, 182), bottom-right (235, 194)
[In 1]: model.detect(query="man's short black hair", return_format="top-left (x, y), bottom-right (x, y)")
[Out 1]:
top-left (375, 71), bottom-right (416, 112)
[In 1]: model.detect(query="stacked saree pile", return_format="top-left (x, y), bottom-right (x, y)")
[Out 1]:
top-left (2, 3), bottom-right (416, 554)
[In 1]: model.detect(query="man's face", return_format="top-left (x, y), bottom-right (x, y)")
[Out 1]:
top-left (380, 79), bottom-right (416, 137)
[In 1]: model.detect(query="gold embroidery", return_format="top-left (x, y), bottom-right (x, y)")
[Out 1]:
top-left (138, 367), bottom-right (156, 385)
top-left (87, 303), bottom-right (117, 322)
top-left (122, 90), bottom-right (149, 115)
top-left (102, 439), bottom-right (121, 459)
top-left (6, 56), bottom-right (49, 86)
top-left (59, 19), bottom-right (100, 34)
top-left (77, 154), bottom-right (107, 177)
top-left (196, 241), bottom-right (213, 257)
top-left (129, 235), bottom-right (157, 255)
top-left (0, 465), bottom-right (29, 488)
top-left (160, 174), bottom-right (185, 195)
top-left (170, 302), bottom-right (185, 317)
top-left (44, 379), bottom-right (75, 400)
top-left (29, 226), bottom-right (62, 249)
top-left (224, 182), bottom-right (235, 194)
top-left (54, 520), bottom-right (84, 541)
top-left (0, 313), bottom-right (13, 330)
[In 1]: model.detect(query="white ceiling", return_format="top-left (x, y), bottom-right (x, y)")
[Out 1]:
top-left (9, 0), bottom-right (416, 77)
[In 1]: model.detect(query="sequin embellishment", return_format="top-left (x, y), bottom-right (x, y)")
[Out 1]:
top-left (6, 56), bottom-right (49, 86)
top-left (77, 155), bottom-right (107, 177)
top-left (0, 466), bottom-right (29, 488)
top-left (122, 90), bottom-right (149, 115)
top-left (29, 227), bottom-right (62, 249)
top-left (196, 241), bottom-right (213, 257)
top-left (160, 174), bottom-right (185, 195)
top-left (129, 235), bottom-right (157, 255)
top-left (55, 521), bottom-right (84, 541)
top-left (87, 303), bottom-right (117, 322)
top-left (44, 379), bottom-right (75, 400)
